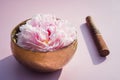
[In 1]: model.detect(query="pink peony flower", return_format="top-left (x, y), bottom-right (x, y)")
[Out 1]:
top-left (16, 14), bottom-right (77, 52)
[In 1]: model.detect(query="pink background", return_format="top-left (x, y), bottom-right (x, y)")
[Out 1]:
top-left (0, 0), bottom-right (120, 80)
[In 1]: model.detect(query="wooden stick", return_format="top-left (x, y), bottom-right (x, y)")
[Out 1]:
top-left (86, 16), bottom-right (110, 57)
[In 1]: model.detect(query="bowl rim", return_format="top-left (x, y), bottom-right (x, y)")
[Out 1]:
top-left (11, 19), bottom-right (77, 53)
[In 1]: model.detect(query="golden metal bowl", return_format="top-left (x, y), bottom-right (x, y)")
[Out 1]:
top-left (11, 19), bottom-right (77, 72)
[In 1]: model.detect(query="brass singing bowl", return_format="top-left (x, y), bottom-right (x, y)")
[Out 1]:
top-left (11, 19), bottom-right (77, 72)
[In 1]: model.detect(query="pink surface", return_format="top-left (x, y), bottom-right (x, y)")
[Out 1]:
top-left (0, 0), bottom-right (120, 80)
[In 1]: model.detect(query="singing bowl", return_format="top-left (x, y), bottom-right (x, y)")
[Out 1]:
top-left (11, 20), bottom-right (77, 72)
